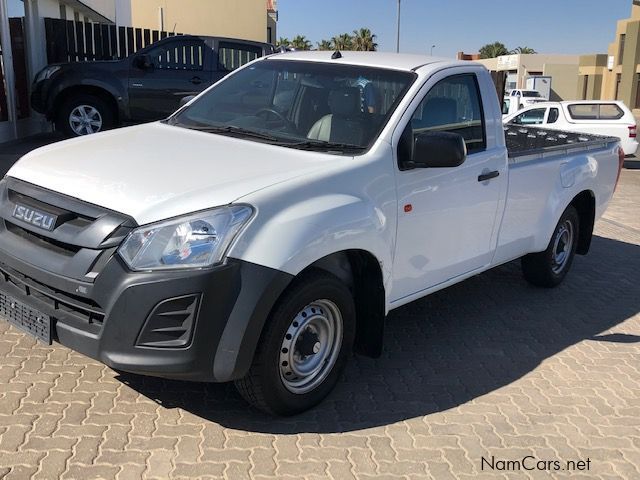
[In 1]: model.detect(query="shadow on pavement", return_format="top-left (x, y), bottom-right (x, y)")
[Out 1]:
top-left (117, 234), bottom-right (640, 433)
top-left (591, 333), bottom-right (640, 343)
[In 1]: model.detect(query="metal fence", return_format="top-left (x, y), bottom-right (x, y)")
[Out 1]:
top-left (44, 17), bottom-right (183, 64)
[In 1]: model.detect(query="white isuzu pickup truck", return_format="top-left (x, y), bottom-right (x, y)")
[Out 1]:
top-left (0, 52), bottom-right (624, 415)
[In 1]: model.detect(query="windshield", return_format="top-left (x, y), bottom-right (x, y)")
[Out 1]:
top-left (168, 59), bottom-right (416, 153)
top-left (522, 91), bottom-right (541, 97)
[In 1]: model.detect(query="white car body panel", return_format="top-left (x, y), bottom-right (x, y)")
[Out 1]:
top-left (7, 122), bottom-right (339, 225)
top-left (503, 100), bottom-right (639, 156)
top-left (6, 52), bottom-right (622, 314)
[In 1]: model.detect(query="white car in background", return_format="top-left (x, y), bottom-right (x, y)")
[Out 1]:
top-left (504, 100), bottom-right (639, 156)
top-left (506, 89), bottom-right (548, 110)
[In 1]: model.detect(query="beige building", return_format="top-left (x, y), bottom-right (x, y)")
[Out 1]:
top-left (578, 0), bottom-right (640, 112)
top-left (116, 0), bottom-right (277, 44)
top-left (475, 54), bottom-right (580, 101)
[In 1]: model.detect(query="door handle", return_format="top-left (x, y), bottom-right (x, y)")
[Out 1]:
top-left (478, 170), bottom-right (500, 182)
top-left (190, 76), bottom-right (202, 85)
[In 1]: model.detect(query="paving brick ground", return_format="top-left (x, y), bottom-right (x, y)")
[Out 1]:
top-left (0, 167), bottom-right (638, 479)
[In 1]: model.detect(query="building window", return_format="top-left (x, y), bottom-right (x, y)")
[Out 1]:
top-left (74, 11), bottom-right (80, 23)
top-left (615, 73), bottom-right (622, 100)
top-left (635, 74), bottom-right (640, 109)
top-left (267, 27), bottom-right (272, 44)
top-left (582, 75), bottom-right (589, 100)
top-left (619, 34), bottom-right (626, 65)
top-left (59, 5), bottom-right (67, 20)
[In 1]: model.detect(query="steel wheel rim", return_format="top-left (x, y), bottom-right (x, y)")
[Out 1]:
top-left (279, 299), bottom-right (343, 394)
top-left (551, 220), bottom-right (573, 274)
top-left (69, 105), bottom-right (103, 135)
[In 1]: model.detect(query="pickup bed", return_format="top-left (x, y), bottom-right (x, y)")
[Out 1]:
top-left (0, 52), bottom-right (623, 415)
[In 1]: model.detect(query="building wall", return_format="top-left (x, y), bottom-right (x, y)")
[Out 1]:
top-left (129, 0), bottom-right (272, 42)
top-left (79, 0), bottom-right (114, 20)
top-left (543, 64), bottom-right (579, 101)
top-left (578, 1), bottom-right (640, 111)
top-left (474, 54), bottom-right (579, 99)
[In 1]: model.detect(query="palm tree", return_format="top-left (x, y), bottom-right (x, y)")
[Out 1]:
top-left (352, 28), bottom-right (378, 51)
top-left (291, 35), bottom-right (312, 51)
top-left (479, 41), bottom-right (509, 59)
top-left (317, 39), bottom-right (334, 51)
top-left (510, 46), bottom-right (537, 54)
top-left (276, 37), bottom-right (291, 48)
top-left (332, 33), bottom-right (353, 51)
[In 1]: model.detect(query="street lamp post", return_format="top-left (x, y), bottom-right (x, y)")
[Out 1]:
top-left (430, 44), bottom-right (436, 56)
top-left (396, 0), bottom-right (401, 53)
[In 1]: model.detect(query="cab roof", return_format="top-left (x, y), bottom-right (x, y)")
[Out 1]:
top-left (266, 50), bottom-right (466, 72)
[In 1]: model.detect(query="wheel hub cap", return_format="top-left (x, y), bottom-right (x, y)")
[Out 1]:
top-left (551, 220), bottom-right (573, 274)
top-left (279, 299), bottom-right (343, 394)
top-left (69, 105), bottom-right (103, 135)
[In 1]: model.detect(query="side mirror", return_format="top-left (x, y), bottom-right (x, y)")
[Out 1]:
top-left (134, 54), bottom-right (153, 70)
top-left (401, 131), bottom-right (467, 169)
top-left (179, 95), bottom-right (196, 107)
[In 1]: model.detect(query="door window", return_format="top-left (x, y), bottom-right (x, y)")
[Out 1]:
top-left (145, 40), bottom-right (205, 71)
top-left (408, 74), bottom-right (486, 154)
top-left (547, 108), bottom-right (560, 124)
top-left (218, 42), bottom-right (262, 72)
top-left (512, 108), bottom-right (546, 125)
top-left (0, 33), bottom-right (8, 122)
top-left (502, 98), bottom-right (510, 115)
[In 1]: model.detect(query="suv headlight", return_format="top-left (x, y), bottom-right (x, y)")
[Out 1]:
top-left (35, 65), bottom-right (61, 82)
top-left (118, 205), bottom-right (253, 271)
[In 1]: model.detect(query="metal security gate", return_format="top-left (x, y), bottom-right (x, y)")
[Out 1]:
top-left (44, 17), bottom-right (183, 64)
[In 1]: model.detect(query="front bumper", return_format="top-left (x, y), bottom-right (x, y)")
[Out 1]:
top-left (0, 252), bottom-right (291, 382)
top-left (0, 178), bottom-right (293, 382)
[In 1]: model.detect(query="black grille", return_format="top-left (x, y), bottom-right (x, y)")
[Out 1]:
top-left (136, 294), bottom-right (200, 348)
top-left (5, 220), bottom-right (80, 256)
top-left (0, 177), bottom-right (136, 283)
top-left (0, 265), bottom-right (105, 326)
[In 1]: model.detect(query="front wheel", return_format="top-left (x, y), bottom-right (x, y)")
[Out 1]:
top-left (56, 94), bottom-right (115, 137)
top-left (235, 271), bottom-right (355, 415)
top-left (521, 205), bottom-right (579, 287)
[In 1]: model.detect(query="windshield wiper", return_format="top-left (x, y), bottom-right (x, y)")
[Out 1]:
top-left (181, 124), bottom-right (283, 142)
top-left (285, 140), bottom-right (366, 153)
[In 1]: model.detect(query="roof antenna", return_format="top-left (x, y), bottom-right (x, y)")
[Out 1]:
top-left (331, 50), bottom-right (342, 59)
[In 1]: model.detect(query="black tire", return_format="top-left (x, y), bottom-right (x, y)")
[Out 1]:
top-left (521, 205), bottom-right (579, 288)
top-left (234, 270), bottom-right (355, 416)
top-left (56, 94), bottom-right (115, 137)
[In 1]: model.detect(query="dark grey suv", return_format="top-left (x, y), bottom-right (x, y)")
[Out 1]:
top-left (31, 35), bottom-right (274, 137)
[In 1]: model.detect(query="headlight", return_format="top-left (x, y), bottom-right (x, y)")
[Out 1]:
top-left (35, 66), bottom-right (61, 82)
top-left (118, 205), bottom-right (253, 271)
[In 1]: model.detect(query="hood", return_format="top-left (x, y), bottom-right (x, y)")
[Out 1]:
top-left (8, 123), bottom-right (340, 225)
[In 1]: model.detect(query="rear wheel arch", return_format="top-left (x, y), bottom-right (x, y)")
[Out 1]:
top-left (570, 190), bottom-right (595, 255)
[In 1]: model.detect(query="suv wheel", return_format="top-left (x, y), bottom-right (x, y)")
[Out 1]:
top-left (56, 94), bottom-right (115, 137)
top-left (235, 271), bottom-right (355, 415)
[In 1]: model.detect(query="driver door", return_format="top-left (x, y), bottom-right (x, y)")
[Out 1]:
top-left (390, 69), bottom-right (507, 303)
top-left (128, 38), bottom-right (213, 122)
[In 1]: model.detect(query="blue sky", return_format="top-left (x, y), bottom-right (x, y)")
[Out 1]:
top-left (278, 0), bottom-right (633, 57)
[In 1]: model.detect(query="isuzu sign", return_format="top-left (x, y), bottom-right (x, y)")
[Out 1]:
top-left (12, 204), bottom-right (57, 231)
